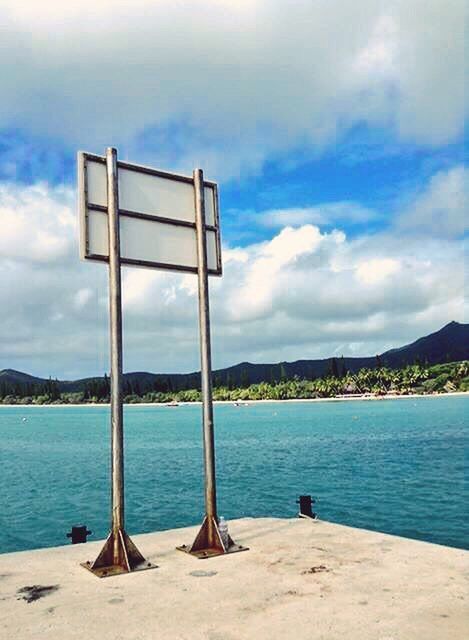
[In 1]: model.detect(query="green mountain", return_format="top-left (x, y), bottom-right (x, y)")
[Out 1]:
top-left (1, 321), bottom-right (468, 396)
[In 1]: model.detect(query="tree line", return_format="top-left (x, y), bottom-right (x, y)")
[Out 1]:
top-left (1, 361), bottom-right (467, 405)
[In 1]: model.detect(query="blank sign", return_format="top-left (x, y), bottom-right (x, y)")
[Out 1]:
top-left (88, 210), bottom-right (219, 272)
top-left (78, 152), bottom-right (221, 275)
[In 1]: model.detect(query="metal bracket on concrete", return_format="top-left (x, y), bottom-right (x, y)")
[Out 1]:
top-left (297, 495), bottom-right (317, 520)
top-left (82, 528), bottom-right (157, 578)
top-left (177, 515), bottom-right (248, 560)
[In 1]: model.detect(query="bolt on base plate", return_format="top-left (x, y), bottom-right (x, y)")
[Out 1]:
top-left (82, 528), bottom-right (158, 578)
top-left (177, 515), bottom-right (249, 559)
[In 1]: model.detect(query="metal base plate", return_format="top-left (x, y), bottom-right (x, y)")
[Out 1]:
top-left (176, 543), bottom-right (248, 560)
top-left (80, 560), bottom-right (158, 578)
top-left (81, 528), bottom-right (158, 578)
top-left (176, 515), bottom-right (249, 559)
top-left (176, 515), bottom-right (248, 560)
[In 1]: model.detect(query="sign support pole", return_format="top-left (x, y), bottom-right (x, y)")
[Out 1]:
top-left (177, 169), bottom-right (248, 559)
top-left (82, 147), bottom-right (157, 577)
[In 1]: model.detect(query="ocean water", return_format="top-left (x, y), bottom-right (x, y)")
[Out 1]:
top-left (0, 396), bottom-right (467, 554)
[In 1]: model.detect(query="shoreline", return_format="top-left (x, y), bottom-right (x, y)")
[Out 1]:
top-left (1, 390), bottom-right (468, 408)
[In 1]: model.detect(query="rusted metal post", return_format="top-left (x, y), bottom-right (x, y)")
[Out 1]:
top-left (107, 146), bottom-right (125, 554)
top-left (195, 169), bottom-right (217, 532)
top-left (177, 169), bottom-right (248, 559)
top-left (82, 148), bottom-right (156, 577)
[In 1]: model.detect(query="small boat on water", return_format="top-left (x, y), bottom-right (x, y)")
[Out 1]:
top-left (165, 400), bottom-right (179, 407)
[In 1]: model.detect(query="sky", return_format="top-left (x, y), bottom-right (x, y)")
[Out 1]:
top-left (0, 0), bottom-right (467, 379)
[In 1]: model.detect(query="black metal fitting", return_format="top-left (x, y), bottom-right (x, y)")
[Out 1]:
top-left (296, 495), bottom-right (317, 519)
top-left (66, 525), bottom-right (92, 544)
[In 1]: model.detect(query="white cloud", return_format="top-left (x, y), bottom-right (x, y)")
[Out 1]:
top-left (356, 258), bottom-right (401, 285)
top-left (397, 165), bottom-right (468, 237)
top-left (353, 15), bottom-right (397, 77)
top-left (260, 202), bottom-right (378, 228)
top-left (222, 225), bottom-right (328, 322)
top-left (73, 288), bottom-right (93, 309)
top-left (0, 171), bottom-right (466, 378)
top-left (0, 1), bottom-right (466, 178)
top-left (0, 183), bottom-right (75, 263)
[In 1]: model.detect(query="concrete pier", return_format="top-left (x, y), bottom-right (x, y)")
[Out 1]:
top-left (0, 518), bottom-right (467, 639)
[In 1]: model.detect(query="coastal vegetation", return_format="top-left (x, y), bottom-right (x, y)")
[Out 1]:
top-left (1, 361), bottom-right (468, 405)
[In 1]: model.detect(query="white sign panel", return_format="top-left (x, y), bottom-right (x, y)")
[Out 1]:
top-left (78, 152), bottom-right (222, 275)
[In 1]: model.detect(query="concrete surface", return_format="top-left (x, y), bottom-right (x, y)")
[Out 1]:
top-left (0, 518), bottom-right (467, 640)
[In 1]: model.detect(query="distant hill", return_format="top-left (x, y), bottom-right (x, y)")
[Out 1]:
top-left (0, 369), bottom-right (46, 385)
top-left (379, 321), bottom-right (468, 368)
top-left (0, 369), bottom-right (52, 395)
top-left (1, 321), bottom-right (468, 396)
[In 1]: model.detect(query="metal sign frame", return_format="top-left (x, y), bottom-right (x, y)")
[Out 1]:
top-left (78, 147), bottom-right (246, 577)
top-left (78, 151), bottom-right (222, 276)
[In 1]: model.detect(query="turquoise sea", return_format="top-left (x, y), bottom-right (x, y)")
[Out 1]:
top-left (0, 396), bottom-right (467, 554)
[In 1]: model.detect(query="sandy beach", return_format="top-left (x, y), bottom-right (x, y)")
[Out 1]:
top-left (0, 517), bottom-right (467, 640)
top-left (1, 390), bottom-right (467, 408)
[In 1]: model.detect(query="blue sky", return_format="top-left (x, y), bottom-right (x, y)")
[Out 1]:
top-left (0, 1), bottom-right (466, 378)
